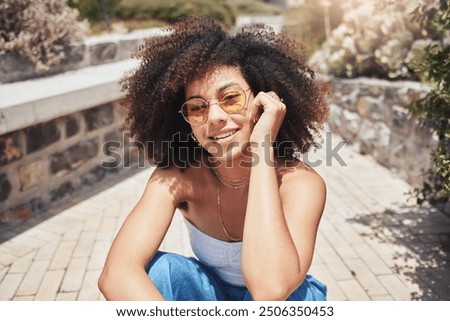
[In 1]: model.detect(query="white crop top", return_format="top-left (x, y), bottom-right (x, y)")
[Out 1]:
top-left (184, 219), bottom-right (245, 287)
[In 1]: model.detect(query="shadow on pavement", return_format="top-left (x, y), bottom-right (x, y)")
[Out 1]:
top-left (347, 204), bottom-right (450, 300)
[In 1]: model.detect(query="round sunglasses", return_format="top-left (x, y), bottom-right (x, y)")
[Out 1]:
top-left (179, 85), bottom-right (251, 125)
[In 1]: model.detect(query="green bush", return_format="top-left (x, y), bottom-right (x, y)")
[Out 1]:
top-left (0, 0), bottom-right (87, 71)
top-left (115, 0), bottom-right (236, 29)
top-left (408, 0), bottom-right (450, 205)
top-left (68, 0), bottom-right (120, 22)
top-left (227, 0), bottom-right (282, 16)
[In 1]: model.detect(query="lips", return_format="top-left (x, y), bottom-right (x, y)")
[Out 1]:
top-left (209, 129), bottom-right (238, 141)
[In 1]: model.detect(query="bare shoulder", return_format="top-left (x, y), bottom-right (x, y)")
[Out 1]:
top-left (146, 164), bottom-right (206, 205)
top-left (144, 165), bottom-right (193, 205)
top-left (148, 165), bottom-right (186, 188)
top-left (276, 158), bottom-right (326, 197)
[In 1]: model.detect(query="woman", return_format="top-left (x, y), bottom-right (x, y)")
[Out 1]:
top-left (98, 16), bottom-right (329, 301)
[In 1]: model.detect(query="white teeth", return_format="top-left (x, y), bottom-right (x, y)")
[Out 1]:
top-left (212, 130), bottom-right (236, 140)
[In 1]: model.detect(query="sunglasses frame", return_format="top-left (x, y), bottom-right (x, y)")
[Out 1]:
top-left (179, 86), bottom-right (251, 125)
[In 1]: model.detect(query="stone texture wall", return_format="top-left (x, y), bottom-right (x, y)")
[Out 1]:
top-left (326, 77), bottom-right (435, 187)
top-left (0, 102), bottom-right (145, 225)
top-left (0, 29), bottom-right (161, 84)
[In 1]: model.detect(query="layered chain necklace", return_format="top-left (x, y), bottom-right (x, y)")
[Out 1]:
top-left (210, 167), bottom-right (250, 189)
top-left (210, 167), bottom-right (249, 242)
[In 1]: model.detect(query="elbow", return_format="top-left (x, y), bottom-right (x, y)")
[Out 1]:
top-left (98, 265), bottom-right (115, 299)
top-left (97, 270), bottom-right (106, 294)
top-left (97, 268), bottom-right (108, 297)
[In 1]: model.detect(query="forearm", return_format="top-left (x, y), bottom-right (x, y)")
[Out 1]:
top-left (242, 146), bottom-right (302, 299)
top-left (99, 264), bottom-right (164, 301)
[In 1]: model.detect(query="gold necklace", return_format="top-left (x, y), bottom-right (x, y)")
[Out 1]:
top-left (211, 167), bottom-right (250, 189)
top-left (216, 183), bottom-right (242, 242)
top-left (213, 170), bottom-right (244, 242)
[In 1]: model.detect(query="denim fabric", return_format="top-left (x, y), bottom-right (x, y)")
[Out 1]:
top-left (147, 251), bottom-right (327, 301)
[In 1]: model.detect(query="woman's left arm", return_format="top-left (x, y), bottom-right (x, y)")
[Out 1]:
top-left (242, 93), bottom-right (326, 300)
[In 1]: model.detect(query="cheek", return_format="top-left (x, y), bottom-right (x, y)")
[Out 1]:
top-left (240, 117), bottom-right (254, 137)
top-left (191, 126), bottom-right (204, 141)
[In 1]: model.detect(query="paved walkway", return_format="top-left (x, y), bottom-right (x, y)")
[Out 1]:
top-left (0, 132), bottom-right (449, 301)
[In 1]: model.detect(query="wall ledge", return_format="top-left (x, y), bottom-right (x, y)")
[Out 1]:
top-left (0, 59), bottom-right (138, 135)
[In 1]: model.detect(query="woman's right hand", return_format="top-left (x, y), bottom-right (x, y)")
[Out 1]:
top-left (248, 91), bottom-right (286, 144)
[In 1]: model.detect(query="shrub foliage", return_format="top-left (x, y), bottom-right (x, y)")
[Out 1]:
top-left (0, 0), bottom-right (87, 71)
top-left (309, 0), bottom-right (431, 80)
top-left (68, 0), bottom-right (120, 22)
top-left (408, 0), bottom-right (450, 205)
top-left (70, 0), bottom-right (236, 29)
top-left (115, 0), bottom-right (236, 29)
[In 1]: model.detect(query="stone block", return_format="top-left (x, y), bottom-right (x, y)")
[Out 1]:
top-left (19, 160), bottom-right (46, 191)
top-left (0, 172), bottom-right (12, 203)
top-left (383, 86), bottom-right (398, 106)
top-left (64, 116), bottom-right (80, 138)
top-left (84, 104), bottom-right (114, 131)
top-left (0, 132), bottom-right (22, 166)
top-left (391, 105), bottom-right (412, 136)
top-left (368, 85), bottom-right (383, 97)
top-left (389, 133), bottom-right (434, 186)
top-left (332, 80), bottom-right (354, 96)
top-left (411, 119), bottom-right (437, 148)
top-left (62, 43), bottom-right (87, 66)
top-left (356, 96), bottom-right (390, 122)
top-left (0, 53), bottom-right (35, 83)
top-left (388, 134), bottom-right (410, 181)
top-left (50, 181), bottom-right (75, 201)
top-left (340, 109), bottom-right (361, 141)
top-left (358, 83), bottom-right (383, 98)
top-left (89, 42), bottom-right (118, 66)
top-left (358, 120), bottom-right (391, 166)
top-left (81, 166), bottom-right (111, 186)
top-left (326, 103), bottom-right (343, 134)
top-left (340, 96), bottom-right (358, 112)
top-left (0, 198), bottom-right (44, 223)
top-left (405, 144), bottom-right (433, 186)
top-left (25, 120), bottom-right (61, 154)
top-left (50, 139), bottom-right (99, 176)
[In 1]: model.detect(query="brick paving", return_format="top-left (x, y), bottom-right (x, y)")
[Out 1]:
top-left (0, 132), bottom-right (449, 301)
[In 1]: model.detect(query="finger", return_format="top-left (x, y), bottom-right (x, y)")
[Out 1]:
top-left (249, 92), bottom-right (285, 123)
top-left (267, 91), bottom-right (280, 101)
top-left (248, 92), bottom-right (271, 123)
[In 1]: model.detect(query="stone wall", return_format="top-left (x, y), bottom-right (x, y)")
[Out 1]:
top-left (0, 102), bottom-right (144, 226)
top-left (0, 29), bottom-right (158, 237)
top-left (0, 28), bottom-right (162, 84)
top-left (326, 77), bottom-right (435, 187)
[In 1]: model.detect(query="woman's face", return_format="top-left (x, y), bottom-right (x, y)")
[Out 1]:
top-left (185, 66), bottom-right (255, 161)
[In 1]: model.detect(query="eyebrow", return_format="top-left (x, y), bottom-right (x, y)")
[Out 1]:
top-left (186, 82), bottom-right (240, 100)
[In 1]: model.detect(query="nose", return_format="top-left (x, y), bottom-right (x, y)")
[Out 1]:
top-left (207, 100), bottom-right (227, 125)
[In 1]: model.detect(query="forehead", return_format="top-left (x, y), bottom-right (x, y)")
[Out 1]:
top-left (185, 66), bottom-right (247, 96)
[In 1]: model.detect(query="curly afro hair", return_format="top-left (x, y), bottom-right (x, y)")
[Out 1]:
top-left (121, 16), bottom-right (329, 167)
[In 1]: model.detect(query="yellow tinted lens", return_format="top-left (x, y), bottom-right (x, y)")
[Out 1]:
top-left (183, 99), bottom-right (208, 124)
top-left (219, 87), bottom-right (245, 113)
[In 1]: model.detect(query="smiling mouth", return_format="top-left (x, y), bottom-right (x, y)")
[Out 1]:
top-left (209, 129), bottom-right (238, 141)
